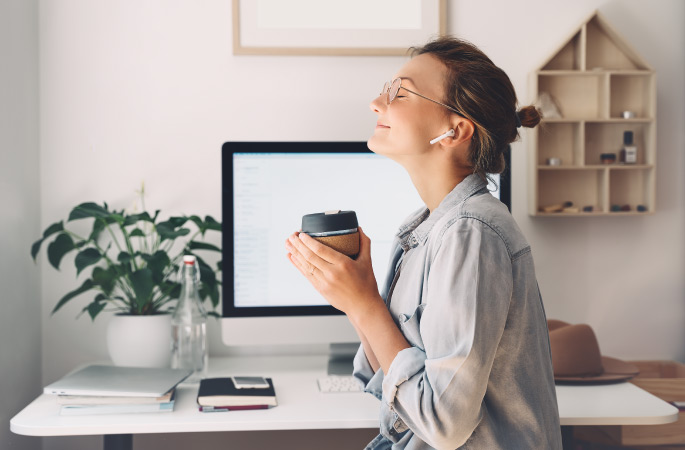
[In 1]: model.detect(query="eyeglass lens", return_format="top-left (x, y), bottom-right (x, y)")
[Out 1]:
top-left (381, 79), bottom-right (402, 105)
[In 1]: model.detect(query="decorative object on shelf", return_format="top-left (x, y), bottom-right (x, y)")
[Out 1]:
top-left (540, 201), bottom-right (574, 213)
top-left (31, 184), bottom-right (222, 367)
top-left (537, 92), bottom-right (563, 119)
top-left (637, 205), bottom-right (648, 212)
top-left (546, 157), bottom-right (562, 166)
top-left (620, 130), bottom-right (637, 164)
top-left (529, 11), bottom-right (656, 216)
top-left (600, 153), bottom-right (617, 164)
top-left (232, 0), bottom-right (446, 56)
top-left (610, 204), bottom-right (622, 212)
top-left (582, 206), bottom-right (594, 212)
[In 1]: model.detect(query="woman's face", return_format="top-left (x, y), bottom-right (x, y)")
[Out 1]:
top-left (368, 53), bottom-right (454, 160)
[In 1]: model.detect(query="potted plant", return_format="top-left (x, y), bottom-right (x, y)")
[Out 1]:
top-left (31, 186), bottom-right (222, 367)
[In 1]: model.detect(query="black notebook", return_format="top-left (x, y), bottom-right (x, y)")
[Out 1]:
top-left (197, 377), bottom-right (277, 410)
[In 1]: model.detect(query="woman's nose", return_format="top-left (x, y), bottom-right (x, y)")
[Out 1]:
top-left (369, 94), bottom-right (385, 114)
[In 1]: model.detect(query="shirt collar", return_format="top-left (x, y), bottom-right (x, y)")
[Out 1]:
top-left (396, 174), bottom-right (489, 249)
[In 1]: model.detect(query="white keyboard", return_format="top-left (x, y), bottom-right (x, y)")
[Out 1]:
top-left (317, 376), bottom-right (363, 393)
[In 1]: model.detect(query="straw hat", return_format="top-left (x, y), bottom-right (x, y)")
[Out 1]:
top-left (547, 320), bottom-right (639, 383)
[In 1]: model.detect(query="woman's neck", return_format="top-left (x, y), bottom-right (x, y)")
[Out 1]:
top-left (403, 155), bottom-right (472, 213)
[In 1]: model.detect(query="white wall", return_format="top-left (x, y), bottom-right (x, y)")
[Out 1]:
top-left (0, 0), bottom-right (43, 449)
top-left (34, 0), bottom-right (684, 449)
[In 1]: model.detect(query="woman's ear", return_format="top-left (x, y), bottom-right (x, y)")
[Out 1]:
top-left (440, 118), bottom-right (474, 148)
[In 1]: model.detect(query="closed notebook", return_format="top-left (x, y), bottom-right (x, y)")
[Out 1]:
top-left (197, 378), bottom-right (277, 407)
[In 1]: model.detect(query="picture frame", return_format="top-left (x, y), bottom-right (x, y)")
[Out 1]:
top-left (232, 0), bottom-right (447, 56)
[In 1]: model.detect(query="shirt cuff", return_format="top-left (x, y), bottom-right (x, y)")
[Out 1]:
top-left (353, 344), bottom-right (384, 400)
top-left (382, 346), bottom-right (426, 405)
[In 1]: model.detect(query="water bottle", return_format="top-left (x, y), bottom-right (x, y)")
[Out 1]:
top-left (171, 255), bottom-right (208, 382)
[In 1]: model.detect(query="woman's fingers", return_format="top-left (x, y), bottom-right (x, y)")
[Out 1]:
top-left (287, 250), bottom-right (318, 278)
top-left (287, 233), bottom-right (328, 272)
top-left (298, 232), bottom-right (348, 265)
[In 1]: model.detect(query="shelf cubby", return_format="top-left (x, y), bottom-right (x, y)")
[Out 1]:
top-left (586, 16), bottom-right (644, 70)
top-left (538, 169), bottom-right (606, 214)
top-left (542, 30), bottom-right (584, 70)
top-left (538, 121), bottom-right (583, 166)
top-left (538, 74), bottom-right (606, 119)
top-left (610, 73), bottom-right (656, 119)
top-left (608, 167), bottom-right (654, 213)
top-left (530, 11), bottom-right (656, 216)
top-left (585, 122), bottom-right (652, 166)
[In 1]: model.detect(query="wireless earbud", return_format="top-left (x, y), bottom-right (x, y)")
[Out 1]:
top-left (429, 129), bottom-right (455, 145)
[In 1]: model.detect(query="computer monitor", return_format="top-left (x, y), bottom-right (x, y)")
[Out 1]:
top-left (221, 142), bottom-right (510, 354)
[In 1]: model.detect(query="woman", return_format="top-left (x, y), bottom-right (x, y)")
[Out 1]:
top-left (285, 37), bottom-right (562, 449)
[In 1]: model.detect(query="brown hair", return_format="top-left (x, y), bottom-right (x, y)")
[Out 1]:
top-left (411, 36), bottom-right (541, 178)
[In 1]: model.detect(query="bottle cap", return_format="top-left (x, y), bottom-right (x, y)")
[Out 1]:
top-left (623, 131), bottom-right (634, 145)
top-left (302, 210), bottom-right (358, 234)
top-left (183, 255), bottom-right (196, 265)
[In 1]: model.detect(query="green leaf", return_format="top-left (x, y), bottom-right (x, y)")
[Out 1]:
top-left (188, 241), bottom-right (221, 252)
top-left (204, 215), bottom-right (221, 231)
top-left (88, 218), bottom-right (106, 242)
top-left (217, 260), bottom-right (222, 272)
top-left (123, 212), bottom-right (153, 227)
top-left (110, 213), bottom-right (125, 225)
top-left (31, 221), bottom-right (64, 260)
top-left (167, 216), bottom-right (188, 228)
top-left (92, 266), bottom-right (116, 295)
top-left (47, 233), bottom-right (76, 270)
top-left (188, 215), bottom-right (204, 231)
top-left (74, 248), bottom-right (102, 275)
top-left (68, 202), bottom-right (110, 221)
top-left (129, 228), bottom-right (145, 237)
top-left (142, 251), bottom-right (170, 284)
top-left (84, 293), bottom-right (107, 321)
top-left (194, 255), bottom-right (216, 286)
top-left (52, 279), bottom-right (94, 315)
top-left (129, 268), bottom-right (154, 311)
top-left (156, 222), bottom-right (190, 242)
top-left (118, 251), bottom-right (132, 263)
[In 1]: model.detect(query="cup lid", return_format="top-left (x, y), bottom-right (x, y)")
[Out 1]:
top-left (302, 210), bottom-right (358, 233)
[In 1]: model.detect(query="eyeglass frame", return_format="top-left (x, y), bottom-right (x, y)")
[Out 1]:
top-left (381, 78), bottom-right (466, 118)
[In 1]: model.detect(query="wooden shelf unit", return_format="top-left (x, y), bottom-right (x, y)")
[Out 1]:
top-left (529, 12), bottom-right (656, 216)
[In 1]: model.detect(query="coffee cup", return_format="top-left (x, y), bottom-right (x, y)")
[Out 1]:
top-left (301, 210), bottom-right (359, 259)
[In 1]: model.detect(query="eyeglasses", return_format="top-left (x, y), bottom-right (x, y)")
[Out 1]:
top-left (381, 78), bottom-right (465, 118)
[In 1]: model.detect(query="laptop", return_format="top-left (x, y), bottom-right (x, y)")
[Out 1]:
top-left (44, 365), bottom-right (193, 397)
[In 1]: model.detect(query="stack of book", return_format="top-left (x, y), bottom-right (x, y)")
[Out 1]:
top-left (43, 364), bottom-right (192, 416)
top-left (56, 390), bottom-right (176, 416)
top-left (197, 377), bottom-right (277, 412)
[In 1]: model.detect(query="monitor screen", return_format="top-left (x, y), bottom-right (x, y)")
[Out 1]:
top-left (222, 141), bottom-right (510, 320)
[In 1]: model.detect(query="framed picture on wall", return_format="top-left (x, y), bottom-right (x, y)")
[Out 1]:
top-left (232, 0), bottom-right (447, 56)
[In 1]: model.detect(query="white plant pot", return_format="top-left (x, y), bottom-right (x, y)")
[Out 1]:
top-left (106, 314), bottom-right (172, 368)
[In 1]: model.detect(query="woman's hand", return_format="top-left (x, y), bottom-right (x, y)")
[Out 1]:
top-left (285, 227), bottom-right (384, 319)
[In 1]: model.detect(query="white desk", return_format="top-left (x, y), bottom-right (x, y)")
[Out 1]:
top-left (11, 355), bottom-right (679, 449)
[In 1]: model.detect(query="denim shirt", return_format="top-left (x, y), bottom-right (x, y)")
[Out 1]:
top-left (353, 174), bottom-right (562, 450)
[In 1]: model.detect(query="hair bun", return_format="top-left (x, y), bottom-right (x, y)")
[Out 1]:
top-left (518, 105), bottom-right (542, 128)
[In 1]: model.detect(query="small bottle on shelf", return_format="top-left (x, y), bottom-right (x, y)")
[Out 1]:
top-left (619, 131), bottom-right (637, 164)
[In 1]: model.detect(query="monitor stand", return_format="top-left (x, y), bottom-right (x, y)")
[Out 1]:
top-left (327, 343), bottom-right (358, 375)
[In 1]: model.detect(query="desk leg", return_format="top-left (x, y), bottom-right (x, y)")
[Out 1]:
top-left (104, 434), bottom-right (133, 450)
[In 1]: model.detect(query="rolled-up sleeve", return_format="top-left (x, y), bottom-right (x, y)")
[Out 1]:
top-left (353, 344), bottom-right (384, 400)
top-left (381, 218), bottom-right (513, 449)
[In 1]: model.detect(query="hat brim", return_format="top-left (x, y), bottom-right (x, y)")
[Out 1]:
top-left (554, 357), bottom-right (640, 384)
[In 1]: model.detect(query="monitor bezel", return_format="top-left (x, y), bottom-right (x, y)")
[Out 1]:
top-left (221, 141), bottom-right (511, 319)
